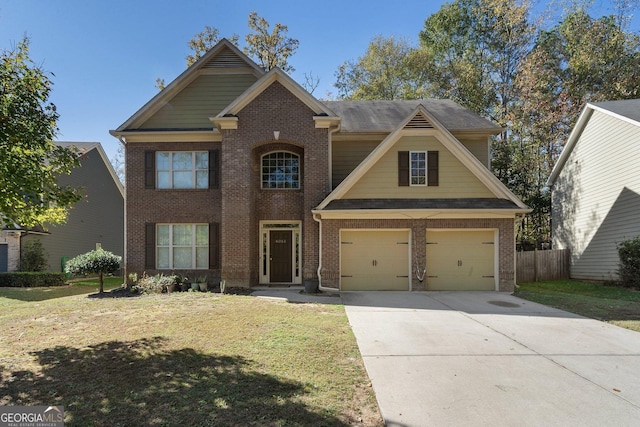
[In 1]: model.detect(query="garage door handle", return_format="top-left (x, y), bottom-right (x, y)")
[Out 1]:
top-left (457, 260), bottom-right (462, 267)
top-left (372, 260), bottom-right (377, 267)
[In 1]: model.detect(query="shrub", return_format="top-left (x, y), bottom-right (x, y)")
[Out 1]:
top-left (617, 237), bottom-right (640, 289)
top-left (65, 249), bottom-right (122, 293)
top-left (0, 272), bottom-right (66, 287)
top-left (133, 273), bottom-right (177, 294)
top-left (20, 239), bottom-right (48, 272)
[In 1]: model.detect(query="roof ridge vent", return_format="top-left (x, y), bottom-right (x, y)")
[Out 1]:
top-left (204, 46), bottom-right (248, 69)
top-left (405, 112), bottom-right (434, 129)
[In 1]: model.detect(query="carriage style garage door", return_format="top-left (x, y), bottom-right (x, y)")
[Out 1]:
top-left (426, 230), bottom-right (496, 291)
top-left (340, 230), bottom-right (410, 291)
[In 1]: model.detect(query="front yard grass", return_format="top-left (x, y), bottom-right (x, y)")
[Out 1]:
top-left (0, 289), bottom-right (382, 426)
top-left (515, 280), bottom-right (640, 332)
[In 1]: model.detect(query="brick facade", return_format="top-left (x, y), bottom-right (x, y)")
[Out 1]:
top-left (320, 218), bottom-right (516, 292)
top-left (220, 82), bottom-right (330, 286)
top-left (125, 141), bottom-right (222, 283)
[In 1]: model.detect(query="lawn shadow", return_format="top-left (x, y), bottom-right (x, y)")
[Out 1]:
top-left (0, 337), bottom-right (349, 426)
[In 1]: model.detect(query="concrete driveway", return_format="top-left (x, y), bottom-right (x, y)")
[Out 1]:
top-left (342, 291), bottom-right (640, 427)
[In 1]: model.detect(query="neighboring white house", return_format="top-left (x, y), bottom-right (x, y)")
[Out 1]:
top-left (547, 99), bottom-right (640, 281)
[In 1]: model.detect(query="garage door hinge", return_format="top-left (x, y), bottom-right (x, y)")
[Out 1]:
top-left (341, 242), bottom-right (353, 244)
top-left (427, 275), bottom-right (438, 278)
top-left (341, 275), bottom-right (353, 278)
top-left (396, 275), bottom-right (409, 278)
top-left (482, 275), bottom-right (495, 278)
top-left (397, 242), bottom-right (409, 245)
top-left (482, 242), bottom-right (494, 244)
top-left (426, 242), bottom-right (438, 245)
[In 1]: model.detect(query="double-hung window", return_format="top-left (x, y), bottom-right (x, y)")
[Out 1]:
top-left (157, 151), bottom-right (208, 189)
top-left (156, 224), bottom-right (208, 269)
top-left (410, 151), bottom-right (427, 186)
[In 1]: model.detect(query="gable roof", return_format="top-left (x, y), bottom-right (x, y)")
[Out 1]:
top-left (56, 141), bottom-right (125, 199)
top-left (111, 39), bottom-right (263, 133)
top-left (323, 100), bottom-right (502, 133)
top-left (213, 67), bottom-right (338, 120)
top-left (547, 99), bottom-right (640, 187)
top-left (315, 105), bottom-right (529, 212)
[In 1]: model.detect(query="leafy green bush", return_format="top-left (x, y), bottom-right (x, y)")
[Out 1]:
top-left (65, 249), bottom-right (122, 293)
top-left (20, 239), bottom-right (48, 272)
top-left (133, 273), bottom-right (177, 294)
top-left (618, 237), bottom-right (640, 289)
top-left (0, 272), bottom-right (66, 287)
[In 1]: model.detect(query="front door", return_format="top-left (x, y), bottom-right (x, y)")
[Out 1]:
top-left (269, 230), bottom-right (292, 283)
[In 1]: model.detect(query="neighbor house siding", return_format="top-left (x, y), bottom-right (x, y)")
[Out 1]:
top-left (343, 135), bottom-right (495, 199)
top-left (552, 110), bottom-right (640, 280)
top-left (139, 73), bottom-right (258, 130)
top-left (22, 148), bottom-right (124, 272)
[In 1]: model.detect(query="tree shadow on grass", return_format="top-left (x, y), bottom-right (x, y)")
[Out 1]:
top-left (0, 337), bottom-right (349, 426)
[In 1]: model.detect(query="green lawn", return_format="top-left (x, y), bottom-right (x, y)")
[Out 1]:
top-left (0, 283), bottom-right (382, 426)
top-left (0, 276), bottom-right (124, 301)
top-left (515, 280), bottom-right (640, 332)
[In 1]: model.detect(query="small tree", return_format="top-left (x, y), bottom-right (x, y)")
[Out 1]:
top-left (20, 239), bottom-right (48, 272)
top-left (65, 249), bottom-right (122, 293)
top-left (617, 237), bottom-right (640, 289)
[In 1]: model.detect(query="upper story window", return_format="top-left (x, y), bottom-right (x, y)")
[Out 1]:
top-left (410, 151), bottom-right (427, 186)
top-left (261, 151), bottom-right (300, 189)
top-left (398, 150), bottom-right (439, 187)
top-left (157, 151), bottom-right (208, 189)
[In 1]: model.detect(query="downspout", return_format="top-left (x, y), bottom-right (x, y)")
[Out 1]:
top-left (314, 123), bottom-right (341, 293)
top-left (313, 212), bottom-right (324, 290)
top-left (117, 134), bottom-right (128, 282)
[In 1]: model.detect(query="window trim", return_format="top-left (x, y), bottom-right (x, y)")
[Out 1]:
top-left (409, 151), bottom-right (428, 186)
top-left (156, 151), bottom-right (209, 190)
top-left (156, 223), bottom-right (209, 270)
top-left (260, 151), bottom-right (301, 190)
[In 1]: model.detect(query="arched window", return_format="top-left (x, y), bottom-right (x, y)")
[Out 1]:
top-left (261, 152), bottom-right (300, 189)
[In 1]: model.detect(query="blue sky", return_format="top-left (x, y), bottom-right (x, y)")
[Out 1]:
top-left (1, 0), bottom-right (638, 163)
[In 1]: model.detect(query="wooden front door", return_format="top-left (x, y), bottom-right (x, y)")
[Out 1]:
top-left (270, 230), bottom-right (292, 283)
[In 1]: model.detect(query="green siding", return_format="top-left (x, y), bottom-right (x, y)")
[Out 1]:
top-left (140, 73), bottom-right (258, 130)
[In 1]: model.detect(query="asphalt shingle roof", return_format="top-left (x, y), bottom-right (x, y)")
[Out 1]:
top-left (592, 99), bottom-right (640, 123)
top-left (321, 100), bottom-right (501, 133)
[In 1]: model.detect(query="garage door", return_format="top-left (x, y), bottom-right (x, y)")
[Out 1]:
top-left (426, 230), bottom-right (496, 290)
top-left (340, 230), bottom-right (410, 291)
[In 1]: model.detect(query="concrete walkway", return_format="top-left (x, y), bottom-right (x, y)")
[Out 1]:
top-left (342, 291), bottom-right (640, 427)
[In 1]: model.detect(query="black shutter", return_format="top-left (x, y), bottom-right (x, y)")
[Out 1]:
top-left (209, 150), bottom-right (220, 189)
top-left (145, 223), bottom-right (155, 269)
top-left (144, 151), bottom-right (155, 189)
top-left (398, 151), bottom-right (409, 186)
top-left (428, 151), bottom-right (439, 186)
top-left (209, 222), bottom-right (220, 269)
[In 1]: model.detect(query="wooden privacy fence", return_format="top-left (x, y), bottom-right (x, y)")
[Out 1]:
top-left (516, 249), bottom-right (570, 283)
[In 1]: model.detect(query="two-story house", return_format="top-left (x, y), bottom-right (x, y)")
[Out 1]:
top-left (110, 39), bottom-right (529, 292)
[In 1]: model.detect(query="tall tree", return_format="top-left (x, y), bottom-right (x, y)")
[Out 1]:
top-left (0, 38), bottom-right (81, 228)
top-left (418, 0), bottom-right (535, 124)
top-left (511, 8), bottom-right (640, 245)
top-left (244, 11), bottom-right (299, 72)
top-left (334, 36), bottom-right (429, 100)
